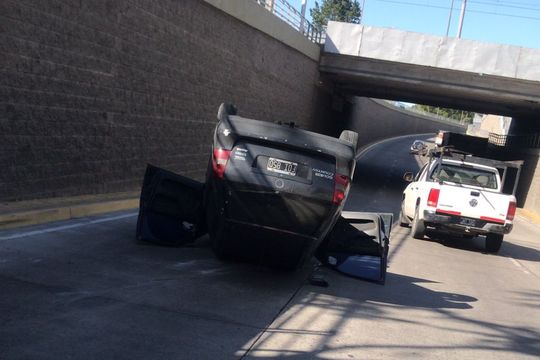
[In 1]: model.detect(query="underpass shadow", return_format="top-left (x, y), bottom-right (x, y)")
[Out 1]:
top-left (245, 269), bottom-right (539, 359)
top-left (500, 241), bottom-right (540, 262)
top-left (315, 270), bottom-right (477, 310)
top-left (421, 231), bottom-right (540, 262)
top-left (423, 231), bottom-right (486, 253)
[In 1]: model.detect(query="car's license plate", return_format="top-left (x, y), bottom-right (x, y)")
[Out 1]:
top-left (266, 157), bottom-right (298, 176)
top-left (459, 218), bottom-right (477, 227)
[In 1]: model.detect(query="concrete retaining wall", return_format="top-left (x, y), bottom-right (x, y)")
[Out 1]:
top-left (347, 98), bottom-right (467, 147)
top-left (0, 0), bottom-right (326, 201)
top-left (517, 150), bottom-right (540, 214)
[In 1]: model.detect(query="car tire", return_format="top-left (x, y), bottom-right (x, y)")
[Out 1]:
top-left (399, 209), bottom-right (409, 227)
top-left (411, 206), bottom-right (425, 239)
top-left (485, 233), bottom-right (503, 253)
top-left (211, 231), bottom-right (228, 260)
top-left (339, 130), bottom-right (358, 149)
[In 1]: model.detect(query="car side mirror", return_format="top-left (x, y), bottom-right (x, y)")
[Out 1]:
top-left (403, 172), bottom-right (414, 182)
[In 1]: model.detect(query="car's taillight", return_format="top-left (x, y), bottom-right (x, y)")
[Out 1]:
top-left (427, 188), bottom-right (440, 207)
top-left (506, 201), bottom-right (516, 221)
top-left (212, 148), bottom-right (231, 179)
top-left (333, 174), bottom-right (350, 205)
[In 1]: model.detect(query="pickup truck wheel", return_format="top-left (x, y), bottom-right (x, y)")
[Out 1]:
top-left (411, 207), bottom-right (425, 239)
top-left (399, 210), bottom-right (409, 227)
top-left (485, 233), bottom-right (503, 253)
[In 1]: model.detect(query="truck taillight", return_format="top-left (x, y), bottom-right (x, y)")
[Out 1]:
top-left (427, 188), bottom-right (440, 207)
top-left (506, 201), bottom-right (516, 221)
top-left (212, 148), bottom-right (231, 179)
top-left (333, 174), bottom-right (350, 205)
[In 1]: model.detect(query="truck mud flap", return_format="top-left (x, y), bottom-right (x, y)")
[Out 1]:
top-left (316, 212), bottom-right (392, 284)
top-left (136, 164), bottom-right (207, 246)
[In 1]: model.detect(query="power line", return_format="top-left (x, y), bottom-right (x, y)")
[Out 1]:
top-left (374, 0), bottom-right (540, 20)
top-left (431, 0), bottom-right (540, 9)
top-left (458, 0), bottom-right (540, 11)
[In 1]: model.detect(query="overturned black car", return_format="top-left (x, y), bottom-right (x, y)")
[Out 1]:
top-left (136, 104), bottom-right (390, 279)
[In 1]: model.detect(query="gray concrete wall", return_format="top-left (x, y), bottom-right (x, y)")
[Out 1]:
top-left (347, 98), bottom-right (466, 147)
top-left (516, 150), bottom-right (540, 214)
top-left (0, 0), bottom-right (327, 201)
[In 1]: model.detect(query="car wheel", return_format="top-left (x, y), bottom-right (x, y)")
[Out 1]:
top-left (485, 233), bottom-right (503, 253)
top-left (411, 205), bottom-right (425, 239)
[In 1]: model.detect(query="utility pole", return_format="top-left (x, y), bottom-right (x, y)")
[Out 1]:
top-left (457, 0), bottom-right (467, 38)
top-left (361, 0), bottom-right (366, 23)
top-left (446, 0), bottom-right (455, 37)
top-left (300, 0), bottom-right (307, 33)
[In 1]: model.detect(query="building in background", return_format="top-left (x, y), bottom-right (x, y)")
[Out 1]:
top-left (467, 114), bottom-right (512, 137)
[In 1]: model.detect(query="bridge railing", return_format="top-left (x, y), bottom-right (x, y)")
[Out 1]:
top-left (254, 0), bottom-right (324, 44)
top-left (488, 133), bottom-right (540, 149)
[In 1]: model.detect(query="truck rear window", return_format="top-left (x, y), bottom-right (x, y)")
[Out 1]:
top-left (430, 164), bottom-right (498, 189)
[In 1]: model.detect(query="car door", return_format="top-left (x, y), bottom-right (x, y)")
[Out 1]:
top-left (403, 163), bottom-right (428, 217)
top-left (316, 212), bottom-right (392, 284)
top-left (136, 164), bottom-right (207, 245)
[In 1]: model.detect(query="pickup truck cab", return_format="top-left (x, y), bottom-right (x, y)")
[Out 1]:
top-left (400, 151), bottom-right (517, 253)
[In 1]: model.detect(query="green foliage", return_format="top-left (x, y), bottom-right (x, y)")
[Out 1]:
top-left (412, 104), bottom-right (475, 124)
top-left (310, 0), bottom-right (362, 31)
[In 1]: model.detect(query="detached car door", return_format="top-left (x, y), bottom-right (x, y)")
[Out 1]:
top-left (316, 212), bottom-right (392, 284)
top-left (136, 164), bottom-right (206, 245)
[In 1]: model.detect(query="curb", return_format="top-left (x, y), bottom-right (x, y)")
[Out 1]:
top-left (0, 198), bottom-right (139, 230)
top-left (517, 208), bottom-right (540, 225)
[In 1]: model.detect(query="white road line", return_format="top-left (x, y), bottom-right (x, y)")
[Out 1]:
top-left (0, 212), bottom-right (138, 241)
top-left (509, 257), bottom-right (531, 275)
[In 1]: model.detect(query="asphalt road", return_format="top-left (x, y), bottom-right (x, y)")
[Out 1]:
top-left (1, 135), bottom-right (539, 359)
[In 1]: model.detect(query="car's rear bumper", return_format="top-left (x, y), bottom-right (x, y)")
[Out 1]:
top-left (423, 210), bottom-right (512, 235)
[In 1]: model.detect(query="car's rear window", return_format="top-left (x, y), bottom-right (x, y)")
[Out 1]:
top-left (430, 163), bottom-right (498, 189)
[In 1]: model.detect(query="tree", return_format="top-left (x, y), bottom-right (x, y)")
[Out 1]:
top-left (310, 0), bottom-right (362, 31)
top-left (412, 104), bottom-right (475, 124)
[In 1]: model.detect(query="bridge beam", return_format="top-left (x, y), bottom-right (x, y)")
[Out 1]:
top-left (320, 53), bottom-right (540, 118)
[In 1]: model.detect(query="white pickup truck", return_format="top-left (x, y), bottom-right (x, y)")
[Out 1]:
top-left (399, 151), bottom-right (517, 253)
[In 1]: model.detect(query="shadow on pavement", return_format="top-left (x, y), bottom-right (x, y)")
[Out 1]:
top-left (243, 269), bottom-right (540, 359)
top-left (420, 231), bottom-right (540, 262)
top-left (500, 241), bottom-right (540, 262)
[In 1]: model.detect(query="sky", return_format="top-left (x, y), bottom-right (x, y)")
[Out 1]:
top-left (289, 0), bottom-right (540, 49)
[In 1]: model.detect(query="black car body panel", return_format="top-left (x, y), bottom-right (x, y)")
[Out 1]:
top-left (136, 165), bottom-right (206, 246)
top-left (316, 212), bottom-right (392, 284)
top-left (216, 115), bottom-right (356, 175)
top-left (205, 105), bottom-right (357, 268)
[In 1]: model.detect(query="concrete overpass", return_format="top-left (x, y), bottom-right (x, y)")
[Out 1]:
top-left (321, 22), bottom-right (540, 121)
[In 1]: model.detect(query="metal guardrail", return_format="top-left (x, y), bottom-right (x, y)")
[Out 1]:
top-left (488, 133), bottom-right (540, 149)
top-left (254, 0), bottom-right (324, 43)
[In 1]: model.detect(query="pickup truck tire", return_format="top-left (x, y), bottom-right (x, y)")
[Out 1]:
top-left (411, 206), bottom-right (425, 239)
top-left (399, 210), bottom-right (409, 227)
top-left (485, 233), bottom-right (503, 253)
